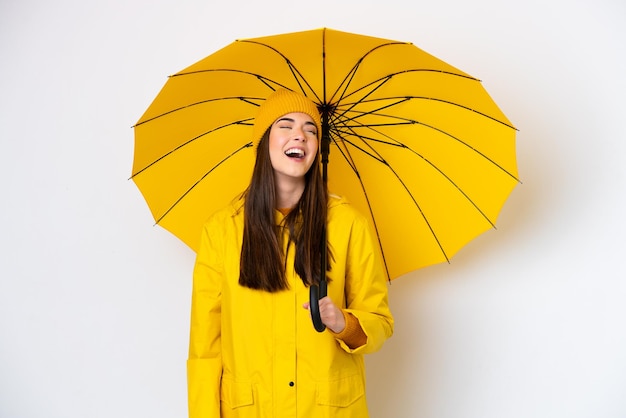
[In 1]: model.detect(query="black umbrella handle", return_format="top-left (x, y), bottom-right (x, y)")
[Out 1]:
top-left (309, 279), bottom-right (327, 332)
top-left (310, 109), bottom-right (330, 333)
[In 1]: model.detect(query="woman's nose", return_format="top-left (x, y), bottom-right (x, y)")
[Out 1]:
top-left (293, 126), bottom-right (306, 141)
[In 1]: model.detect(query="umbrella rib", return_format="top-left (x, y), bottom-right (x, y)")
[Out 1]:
top-left (174, 66), bottom-right (320, 107)
top-left (232, 40), bottom-right (323, 102)
top-left (154, 142), bottom-right (253, 225)
top-left (340, 68), bottom-right (479, 104)
top-left (412, 120), bottom-right (519, 183)
top-left (327, 41), bottom-right (412, 104)
top-left (334, 117), bottom-right (504, 229)
top-left (337, 121), bottom-right (519, 183)
top-left (331, 126), bottom-right (452, 263)
top-left (332, 66), bottom-right (481, 126)
top-left (329, 133), bottom-right (393, 281)
top-left (173, 67), bottom-right (293, 89)
top-left (333, 69), bottom-right (519, 150)
top-left (338, 93), bottom-right (516, 131)
top-left (364, 95), bottom-right (516, 130)
top-left (334, 100), bottom-right (519, 182)
top-left (134, 96), bottom-right (262, 127)
top-left (402, 144), bottom-right (499, 229)
top-left (131, 119), bottom-right (253, 178)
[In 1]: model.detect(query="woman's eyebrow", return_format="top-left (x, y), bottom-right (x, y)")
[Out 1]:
top-left (275, 118), bottom-right (316, 130)
top-left (275, 117), bottom-right (295, 123)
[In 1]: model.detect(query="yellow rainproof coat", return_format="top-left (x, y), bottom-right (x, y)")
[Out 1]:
top-left (188, 195), bottom-right (393, 418)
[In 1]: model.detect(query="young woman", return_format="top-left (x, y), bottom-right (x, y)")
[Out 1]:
top-left (187, 89), bottom-right (393, 417)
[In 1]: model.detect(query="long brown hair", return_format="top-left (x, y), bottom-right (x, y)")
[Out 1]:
top-left (239, 128), bottom-right (329, 292)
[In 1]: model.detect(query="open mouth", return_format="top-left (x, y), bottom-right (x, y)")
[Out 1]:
top-left (285, 148), bottom-right (305, 159)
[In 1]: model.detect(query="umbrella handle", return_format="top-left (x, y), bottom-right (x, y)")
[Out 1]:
top-left (309, 280), bottom-right (327, 332)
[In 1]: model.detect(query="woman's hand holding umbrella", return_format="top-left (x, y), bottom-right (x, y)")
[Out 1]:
top-left (303, 296), bottom-right (346, 334)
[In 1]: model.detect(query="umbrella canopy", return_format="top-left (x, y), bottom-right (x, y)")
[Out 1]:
top-left (132, 27), bottom-right (519, 281)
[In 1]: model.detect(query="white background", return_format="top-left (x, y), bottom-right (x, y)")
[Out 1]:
top-left (1, 0), bottom-right (625, 417)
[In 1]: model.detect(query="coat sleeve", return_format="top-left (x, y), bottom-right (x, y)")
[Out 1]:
top-left (341, 213), bottom-right (394, 354)
top-left (187, 221), bottom-right (223, 417)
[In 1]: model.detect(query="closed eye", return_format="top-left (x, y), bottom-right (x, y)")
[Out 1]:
top-left (304, 122), bottom-right (317, 136)
top-left (275, 117), bottom-right (317, 135)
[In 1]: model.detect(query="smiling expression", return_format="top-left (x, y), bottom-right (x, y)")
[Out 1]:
top-left (268, 112), bottom-right (319, 186)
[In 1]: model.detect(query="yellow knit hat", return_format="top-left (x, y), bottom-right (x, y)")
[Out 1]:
top-left (251, 89), bottom-right (322, 147)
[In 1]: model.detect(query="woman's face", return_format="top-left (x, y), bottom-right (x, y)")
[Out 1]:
top-left (268, 112), bottom-right (319, 185)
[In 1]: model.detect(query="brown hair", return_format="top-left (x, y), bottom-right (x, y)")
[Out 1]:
top-left (239, 129), bottom-right (329, 292)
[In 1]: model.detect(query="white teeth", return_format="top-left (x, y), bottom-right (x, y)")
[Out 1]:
top-left (285, 148), bottom-right (304, 157)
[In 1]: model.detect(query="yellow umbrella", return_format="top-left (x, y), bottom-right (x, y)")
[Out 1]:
top-left (132, 27), bottom-right (519, 282)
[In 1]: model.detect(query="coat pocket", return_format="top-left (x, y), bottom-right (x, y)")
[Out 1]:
top-left (220, 377), bottom-right (254, 409)
top-left (316, 373), bottom-right (365, 407)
